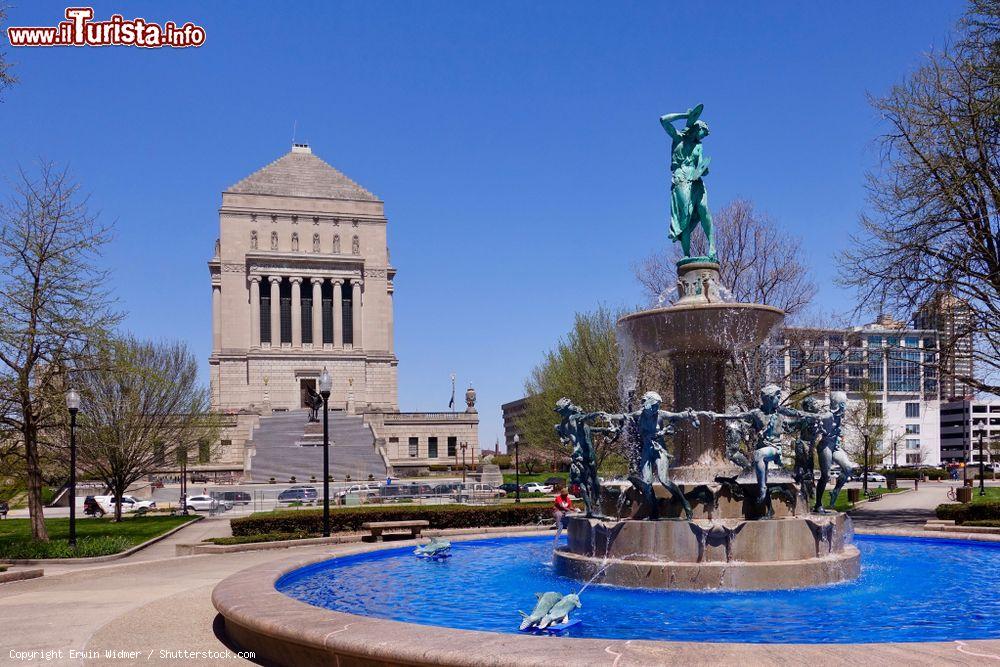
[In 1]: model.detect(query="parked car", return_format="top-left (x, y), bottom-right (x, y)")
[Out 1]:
top-left (190, 473), bottom-right (210, 483)
top-left (214, 491), bottom-right (251, 505)
top-left (185, 495), bottom-right (220, 511)
top-left (544, 477), bottom-right (567, 490)
top-left (855, 472), bottom-right (887, 483)
top-left (93, 495), bottom-right (156, 514)
top-left (277, 486), bottom-right (318, 503)
top-left (336, 484), bottom-right (378, 499)
top-left (522, 482), bottom-right (554, 494)
top-left (499, 483), bottom-right (520, 494)
top-left (83, 496), bottom-right (104, 517)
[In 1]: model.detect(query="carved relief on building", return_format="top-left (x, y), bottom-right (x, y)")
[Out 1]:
top-left (250, 230), bottom-right (258, 249)
top-left (270, 231), bottom-right (278, 250)
top-left (221, 262), bottom-right (245, 273)
top-left (333, 234), bottom-right (341, 254)
top-left (291, 232), bottom-right (299, 251)
top-left (312, 233), bottom-right (320, 253)
top-left (365, 268), bottom-right (388, 279)
top-left (352, 235), bottom-right (360, 255)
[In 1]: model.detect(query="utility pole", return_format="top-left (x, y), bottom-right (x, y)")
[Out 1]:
top-left (979, 430), bottom-right (987, 497)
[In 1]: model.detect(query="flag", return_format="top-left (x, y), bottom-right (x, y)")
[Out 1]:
top-left (448, 373), bottom-right (455, 409)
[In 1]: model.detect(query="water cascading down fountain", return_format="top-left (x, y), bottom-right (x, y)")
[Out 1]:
top-left (552, 104), bottom-right (861, 590)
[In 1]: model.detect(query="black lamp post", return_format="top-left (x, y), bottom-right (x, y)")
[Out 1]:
top-left (65, 388), bottom-right (80, 548)
top-left (979, 430), bottom-right (987, 497)
top-left (319, 367), bottom-right (332, 537)
top-left (513, 434), bottom-right (521, 504)
top-left (460, 441), bottom-right (468, 485)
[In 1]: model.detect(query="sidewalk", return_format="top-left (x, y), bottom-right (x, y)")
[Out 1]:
top-left (848, 483), bottom-right (951, 530)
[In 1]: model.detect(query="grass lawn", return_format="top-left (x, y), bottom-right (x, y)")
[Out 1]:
top-left (0, 514), bottom-right (197, 559)
top-left (969, 486), bottom-right (1000, 503)
top-left (823, 485), bottom-right (905, 512)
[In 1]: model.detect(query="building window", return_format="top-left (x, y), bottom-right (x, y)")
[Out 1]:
top-left (260, 294), bottom-right (271, 344)
top-left (905, 453), bottom-right (921, 464)
top-left (198, 440), bottom-right (211, 463)
top-left (408, 437), bottom-right (418, 457)
top-left (905, 424), bottom-right (920, 435)
top-left (905, 439), bottom-right (921, 450)
top-left (428, 437), bottom-right (438, 458)
top-left (867, 403), bottom-right (883, 418)
top-left (447, 436), bottom-right (457, 457)
top-left (342, 282), bottom-right (353, 345)
top-left (905, 402), bottom-right (920, 418)
top-left (153, 441), bottom-right (165, 467)
top-left (279, 280), bottom-right (291, 344)
top-left (302, 294), bottom-right (312, 344)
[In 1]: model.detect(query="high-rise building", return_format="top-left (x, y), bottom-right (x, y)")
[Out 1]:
top-left (913, 292), bottom-right (974, 401)
top-left (775, 319), bottom-right (941, 466)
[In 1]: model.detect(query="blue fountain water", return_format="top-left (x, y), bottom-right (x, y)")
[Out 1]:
top-left (276, 534), bottom-right (1000, 643)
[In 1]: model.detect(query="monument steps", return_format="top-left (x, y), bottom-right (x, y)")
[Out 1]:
top-left (248, 410), bottom-right (386, 482)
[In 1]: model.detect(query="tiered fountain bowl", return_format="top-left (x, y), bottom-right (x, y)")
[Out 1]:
top-left (553, 260), bottom-right (861, 590)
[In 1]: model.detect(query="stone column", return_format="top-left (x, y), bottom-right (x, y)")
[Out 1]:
top-left (290, 276), bottom-right (303, 348)
top-left (332, 279), bottom-right (343, 348)
top-left (211, 284), bottom-right (221, 352)
top-left (269, 276), bottom-right (281, 347)
top-left (352, 280), bottom-right (363, 350)
top-left (249, 277), bottom-right (261, 348)
top-left (311, 278), bottom-right (323, 347)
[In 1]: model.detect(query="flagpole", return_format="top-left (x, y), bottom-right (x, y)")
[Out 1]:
top-left (449, 373), bottom-right (456, 413)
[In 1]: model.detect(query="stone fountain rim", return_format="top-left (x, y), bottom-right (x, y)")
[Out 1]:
top-left (212, 531), bottom-right (1000, 666)
top-left (617, 301), bottom-right (786, 325)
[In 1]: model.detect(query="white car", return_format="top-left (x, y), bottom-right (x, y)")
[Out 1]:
top-left (185, 494), bottom-right (227, 512)
top-left (336, 484), bottom-right (378, 498)
top-left (522, 483), bottom-right (554, 494)
top-left (93, 495), bottom-right (157, 514)
top-left (856, 472), bottom-right (887, 483)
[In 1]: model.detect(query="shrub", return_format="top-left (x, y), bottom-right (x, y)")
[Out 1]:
top-left (207, 531), bottom-right (313, 545)
top-left (230, 504), bottom-right (553, 537)
top-left (0, 536), bottom-right (133, 559)
top-left (492, 455), bottom-right (512, 469)
top-left (880, 468), bottom-right (947, 480)
top-left (964, 520), bottom-right (1000, 528)
top-left (935, 501), bottom-right (1000, 523)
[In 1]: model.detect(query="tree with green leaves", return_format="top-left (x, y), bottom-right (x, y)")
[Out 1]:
top-left (843, 382), bottom-right (886, 494)
top-left (75, 337), bottom-right (218, 522)
top-left (0, 3), bottom-right (17, 101)
top-left (0, 162), bottom-right (118, 541)
top-left (517, 306), bottom-right (671, 470)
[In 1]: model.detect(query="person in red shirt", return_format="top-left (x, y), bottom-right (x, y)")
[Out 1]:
top-left (553, 489), bottom-right (576, 544)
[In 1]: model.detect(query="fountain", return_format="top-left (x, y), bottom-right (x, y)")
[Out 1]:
top-left (551, 103), bottom-right (860, 590)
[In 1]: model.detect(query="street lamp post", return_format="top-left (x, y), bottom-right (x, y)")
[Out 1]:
top-left (461, 441), bottom-right (468, 485)
top-left (319, 367), bottom-right (332, 537)
top-left (513, 434), bottom-right (521, 504)
top-left (65, 388), bottom-right (80, 548)
top-left (979, 430), bottom-right (987, 497)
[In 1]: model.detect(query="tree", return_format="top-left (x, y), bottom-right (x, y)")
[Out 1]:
top-left (0, 3), bottom-right (17, 101)
top-left (75, 337), bottom-right (218, 522)
top-left (843, 383), bottom-right (887, 493)
top-left (636, 198), bottom-right (819, 407)
top-left (517, 307), bottom-right (672, 468)
top-left (0, 162), bottom-right (117, 540)
top-left (838, 1), bottom-right (1000, 395)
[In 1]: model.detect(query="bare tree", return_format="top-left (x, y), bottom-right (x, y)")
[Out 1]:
top-left (838, 1), bottom-right (1000, 394)
top-left (75, 337), bottom-right (218, 522)
top-left (843, 382), bottom-right (887, 493)
top-left (635, 198), bottom-right (819, 407)
top-left (0, 3), bottom-right (17, 101)
top-left (0, 162), bottom-right (118, 540)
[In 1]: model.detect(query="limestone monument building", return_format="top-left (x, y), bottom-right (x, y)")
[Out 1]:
top-left (207, 144), bottom-right (478, 478)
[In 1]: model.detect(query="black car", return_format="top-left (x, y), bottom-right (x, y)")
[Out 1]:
top-left (544, 477), bottom-right (567, 490)
top-left (83, 496), bottom-right (104, 517)
top-left (215, 491), bottom-right (251, 505)
top-left (277, 487), bottom-right (318, 503)
top-left (499, 483), bottom-right (520, 494)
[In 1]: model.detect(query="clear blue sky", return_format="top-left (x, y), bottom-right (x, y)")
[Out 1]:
top-left (1, 1), bottom-right (966, 449)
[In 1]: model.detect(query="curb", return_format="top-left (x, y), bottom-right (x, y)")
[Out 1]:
top-left (855, 527), bottom-right (1000, 543)
top-left (0, 568), bottom-right (43, 584)
top-left (0, 514), bottom-right (204, 565)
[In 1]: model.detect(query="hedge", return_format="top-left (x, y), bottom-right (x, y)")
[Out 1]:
top-left (935, 501), bottom-right (1000, 523)
top-left (230, 504), bottom-right (554, 537)
top-left (878, 468), bottom-right (948, 480)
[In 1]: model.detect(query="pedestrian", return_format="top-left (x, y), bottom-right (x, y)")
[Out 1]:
top-left (0, 500), bottom-right (8, 519)
top-left (553, 488), bottom-right (574, 545)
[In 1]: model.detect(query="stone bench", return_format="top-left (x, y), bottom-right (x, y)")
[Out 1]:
top-left (361, 520), bottom-right (429, 542)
